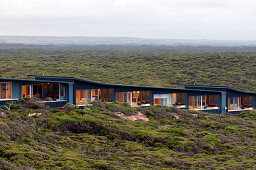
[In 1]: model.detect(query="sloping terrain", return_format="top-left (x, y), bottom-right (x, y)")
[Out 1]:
top-left (0, 99), bottom-right (255, 169)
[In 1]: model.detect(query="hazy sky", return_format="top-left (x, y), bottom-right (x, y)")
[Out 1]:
top-left (0, 0), bottom-right (256, 40)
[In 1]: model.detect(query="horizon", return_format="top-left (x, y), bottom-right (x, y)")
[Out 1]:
top-left (1, 35), bottom-right (256, 42)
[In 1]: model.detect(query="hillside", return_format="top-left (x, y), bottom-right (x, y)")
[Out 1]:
top-left (0, 45), bottom-right (256, 92)
top-left (0, 99), bottom-right (256, 169)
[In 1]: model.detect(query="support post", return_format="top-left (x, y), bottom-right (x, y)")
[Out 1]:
top-left (220, 92), bottom-right (227, 114)
top-left (68, 83), bottom-right (74, 104)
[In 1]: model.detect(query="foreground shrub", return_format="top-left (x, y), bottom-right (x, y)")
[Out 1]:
top-left (239, 110), bottom-right (256, 119)
top-left (64, 103), bottom-right (78, 112)
top-left (18, 97), bottom-right (46, 109)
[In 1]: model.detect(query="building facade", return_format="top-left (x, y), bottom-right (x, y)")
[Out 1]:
top-left (0, 75), bottom-right (255, 114)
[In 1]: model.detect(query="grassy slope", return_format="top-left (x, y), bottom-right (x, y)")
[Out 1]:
top-left (0, 100), bottom-right (255, 169)
top-left (0, 45), bottom-right (256, 91)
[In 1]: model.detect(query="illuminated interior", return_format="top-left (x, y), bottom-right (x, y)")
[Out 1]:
top-left (228, 96), bottom-right (254, 111)
top-left (153, 93), bottom-right (187, 108)
top-left (115, 92), bottom-right (131, 103)
top-left (22, 85), bottom-right (31, 98)
top-left (0, 82), bottom-right (12, 99)
top-left (115, 91), bottom-right (151, 106)
top-left (189, 95), bottom-right (219, 110)
top-left (76, 89), bottom-right (114, 105)
top-left (131, 91), bottom-right (151, 106)
top-left (32, 83), bottom-right (60, 101)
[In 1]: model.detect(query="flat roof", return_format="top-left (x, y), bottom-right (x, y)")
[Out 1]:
top-left (0, 77), bottom-right (70, 84)
top-left (185, 84), bottom-right (256, 95)
top-left (29, 75), bottom-right (223, 93)
top-left (3, 75), bottom-right (254, 95)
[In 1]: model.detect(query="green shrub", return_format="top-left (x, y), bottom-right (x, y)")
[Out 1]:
top-left (239, 110), bottom-right (256, 119)
top-left (64, 103), bottom-right (78, 112)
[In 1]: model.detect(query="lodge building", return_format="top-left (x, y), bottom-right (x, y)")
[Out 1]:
top-left (0, 75), bottom-right (255, 114)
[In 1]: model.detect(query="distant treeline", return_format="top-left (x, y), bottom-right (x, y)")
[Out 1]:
top-left (0, 44), bottom-right (255, 92)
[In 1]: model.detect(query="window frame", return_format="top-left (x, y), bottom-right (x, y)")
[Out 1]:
top-left (60, 87), bottom-right (65, 97)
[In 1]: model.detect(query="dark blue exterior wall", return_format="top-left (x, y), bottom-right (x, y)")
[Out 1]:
top-left (0, 76), bottom-right (255, 114)
top-left (0, 78), bottom-right (70, 108)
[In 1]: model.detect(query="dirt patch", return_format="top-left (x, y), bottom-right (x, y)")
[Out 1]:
top-left (171, 113), bottom-right (180, 119)
top-left (28, 113), bottom-right (42, 117)
top-left (114, 112), bottom-right (149, 122)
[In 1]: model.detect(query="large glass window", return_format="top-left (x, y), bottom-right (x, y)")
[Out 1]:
top-left (132, 91), bottom-right (151, 106)
top-left (32, 83), bottom-right (60, 100)
top-left (228, 97), bottom-right (240, 110)
top-left (189, 95), bottom-right (219, 110)
top-left (228, 96), bottom-right (254, 111)
top-left (76, 89), bottom-right (88, 105)
top-left (22, 85), bottom-right (31, 98)
top-left (153, 93), bottom-right (187, 108)
top-left (0, 82), bottom-right (12, 99)
top-left (116, 92), bottom-right (130, 103)
top-left (76, 89), bottom-right (114, 105)
top-left (241, 96), bottom-right (254, 110)
top-left (153, 94), bottom-right (171, 106)
top-left (116, 91), bottom-right (151, 107)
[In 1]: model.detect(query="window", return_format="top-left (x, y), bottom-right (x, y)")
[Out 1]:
top-left (153, 93), bottom-right (186, 106)
top-left (76, 89), bottom-right (91, 105)
top-left (189, 95), bottom-right (219, 110)
top-left (22, 85), bottom-right (31, 97)
top-left (154, 94), bottom-right (170, 106)
top-left (60, 87), bottom-right (65, 97)
top-left (116, 92), bottom-right (129, 103)
top-left (0, 82), bottom-right (12, 99)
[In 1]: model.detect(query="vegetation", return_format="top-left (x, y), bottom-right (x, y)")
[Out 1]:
top-left (0, 44), bottom-right (256, 91)
top-left (0, 44), bottom-right (255, 169)
top-left (0, 99), bottom-right (255, 169)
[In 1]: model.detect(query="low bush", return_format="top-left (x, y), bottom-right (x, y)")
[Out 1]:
top-left (239, 110), bottom-right (256, 119)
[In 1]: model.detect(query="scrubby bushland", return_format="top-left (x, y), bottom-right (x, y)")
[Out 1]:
top-left (0, 100), bottom-right (255, 169)
top-left (0, 45), bottom-right (256, 92)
